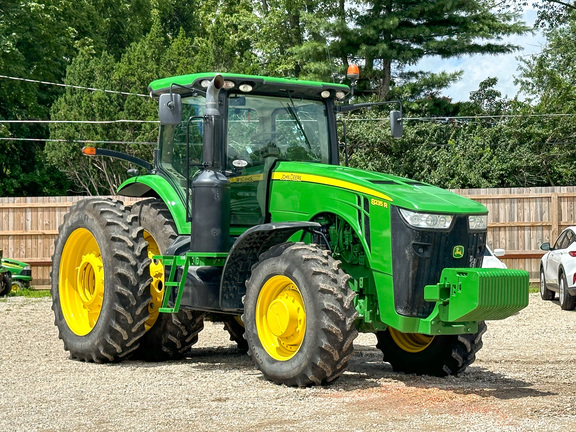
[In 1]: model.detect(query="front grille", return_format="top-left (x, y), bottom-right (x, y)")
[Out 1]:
top-left (390, 206), bottom-right (486, 318)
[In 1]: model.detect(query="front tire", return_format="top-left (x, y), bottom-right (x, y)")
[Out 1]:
top-left (51, 198), bottom-right (151, 362)
top-left (130, 198), bottom-right (205, 360)
top-left (11, 280), bottom-right (25, 293)
top-left (376, 322), bottom-right (487, 376)
top-left (243, 243), bottom-right (358, 387)
top-left (540, 268), bottom-right (555, 300)
top-left (559, 272), bottom-right (576, 310)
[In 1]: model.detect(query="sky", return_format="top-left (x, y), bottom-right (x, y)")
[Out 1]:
top-left (413, 8), bottom-right (546, 102)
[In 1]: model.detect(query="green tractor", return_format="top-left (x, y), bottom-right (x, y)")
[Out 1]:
top-left (51, 73), bottom-right (528, 386)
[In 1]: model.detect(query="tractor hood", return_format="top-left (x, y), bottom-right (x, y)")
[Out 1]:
top-left (272, 162), bottom-right (486, 214)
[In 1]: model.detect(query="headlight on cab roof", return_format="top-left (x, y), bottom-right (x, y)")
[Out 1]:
top-left (468, 214), bottom-right (488, 230)
top-left (399, 208), bottom-right (453, 229)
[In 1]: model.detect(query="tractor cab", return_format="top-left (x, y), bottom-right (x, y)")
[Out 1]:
top-left (151, 73), bottom-right (347, 228)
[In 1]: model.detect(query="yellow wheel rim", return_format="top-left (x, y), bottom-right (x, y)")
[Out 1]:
top-left (143, 231), bottom-right (163, 331)
top-left (256, 275), bottom-right (306, 361)
top-left (389, 328), bottom-right (434, 353)
top-left (59, 228), bottom-right (105, 336)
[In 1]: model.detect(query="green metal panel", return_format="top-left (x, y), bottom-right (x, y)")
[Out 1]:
top-left (149, 73), bottom-right (350, 95)
top-left (269, 162), bottom-right (487, 215)
top-left (117, 175), bottom-right (190, 234)
top-left (424, 268), bottom-right (530, 322)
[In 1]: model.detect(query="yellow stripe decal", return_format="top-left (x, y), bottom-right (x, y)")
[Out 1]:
top-left (271, 172), bottom-right (393, 202)
top-left (229, 174), bottom-right (264, 183)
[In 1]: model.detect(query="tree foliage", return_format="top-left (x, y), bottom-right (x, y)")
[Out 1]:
top-left (2, 0), bottom-right (575, 195)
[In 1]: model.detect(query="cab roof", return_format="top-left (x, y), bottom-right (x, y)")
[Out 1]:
top-left (148, 73), bottom-right (350, 100)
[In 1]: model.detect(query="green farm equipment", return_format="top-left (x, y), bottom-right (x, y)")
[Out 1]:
top-left (51, 73), bottom-right (529, 386)
top-left (0, 250), bottom-right (12, 296)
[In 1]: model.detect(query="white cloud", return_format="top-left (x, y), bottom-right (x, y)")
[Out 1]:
top-left (409, 8), bottom-right (546, 102)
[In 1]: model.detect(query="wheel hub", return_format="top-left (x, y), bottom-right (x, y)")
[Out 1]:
top-left (143, 231), bottom-right (164, 331)
top-left (59, 228), bottom-right (105, 336)
top-left (267, 294), bottom-right (301, 338)
top-left (256, 275), bottom-right (306, 360)
top-left (76, 253), bottom-right (104, 309)
top-left (389, 328), bottom-right (434, 353)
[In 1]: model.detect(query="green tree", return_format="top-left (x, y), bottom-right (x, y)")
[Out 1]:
top-left (0, 0), bottom-right (80, 195)
top-left (46, 18), bottom-right (197, 194)
top-left (341, 0), bottom-right (530, 98)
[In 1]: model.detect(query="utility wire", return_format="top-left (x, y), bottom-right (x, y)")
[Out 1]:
top-left (0, 74), bottom-right (149, 97)
top-left (0, 119), bottom-right (158, 124)
top-left (0, 137), bottom-right (156, 145)
top-left (339, 113), bottom-right (576, 122)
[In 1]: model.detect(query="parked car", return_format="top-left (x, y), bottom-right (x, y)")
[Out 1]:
top-left (483, 245), bottom-right (507, 269)
top-left (539, 226), bottom-right (576, 310)
top-left (0, 250), bottom-right (12, 296)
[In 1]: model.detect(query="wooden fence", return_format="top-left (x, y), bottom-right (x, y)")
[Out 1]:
top-left (1, 187), bottom-right (575, 286)
top-left (0, 196), bottom-right (140, 286)
top-left (454, 186), bottom-right (576, 280)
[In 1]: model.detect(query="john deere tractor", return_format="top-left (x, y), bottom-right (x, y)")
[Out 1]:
top-left (51, 73), bottom-right (528, 386)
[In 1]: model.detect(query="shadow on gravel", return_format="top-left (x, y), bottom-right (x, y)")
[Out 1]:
top-left (115, 344), bottom-right (555, 400)
top-left (337, 347), bottom-right (556, 400)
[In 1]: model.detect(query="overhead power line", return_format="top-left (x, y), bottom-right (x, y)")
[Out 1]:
top-left (402, 113), bottom-right (576, 121)
top-left (340, 113), bottom-right (576, 122)
top-left (0, 119), bottom-right (158, 124)
top-left (0, 74), bottom-right (149, 97)
top-left (0, 137), bottom-right (156, 145)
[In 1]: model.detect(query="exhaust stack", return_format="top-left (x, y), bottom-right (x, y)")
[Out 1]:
top-left (190, 75), bottom-right (230, 252)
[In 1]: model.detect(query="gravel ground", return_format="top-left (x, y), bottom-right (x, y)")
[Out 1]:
top-left (1, 292), bottom-right (575, 432)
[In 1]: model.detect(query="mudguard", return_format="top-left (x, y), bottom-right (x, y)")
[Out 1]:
top-left (117, 175), bottom-right (190, 234)
top-left (219, 221), bottom-right (320, 311)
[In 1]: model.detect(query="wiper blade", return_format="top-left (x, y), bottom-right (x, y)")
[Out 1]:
top-left (282, 90), bottom-right (312, 150)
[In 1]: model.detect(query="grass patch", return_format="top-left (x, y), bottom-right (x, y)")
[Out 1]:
top-left (529, 283), bottom-right (540, 294)
top-left (6, 287), bottom-right (51, 298)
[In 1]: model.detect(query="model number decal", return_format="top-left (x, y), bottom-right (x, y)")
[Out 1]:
top-left (370, 199), bottom-right (388, 208)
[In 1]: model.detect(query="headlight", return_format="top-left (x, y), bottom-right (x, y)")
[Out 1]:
top-left (23, 265), bottom-right (31, 270)
top-left (468, 215), bottom-right (488, 230)
top-left (399, 208), bottom-right (453, 229)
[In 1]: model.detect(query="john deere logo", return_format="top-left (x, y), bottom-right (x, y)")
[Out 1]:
top-left (453, 245), bottom-right (465, 259)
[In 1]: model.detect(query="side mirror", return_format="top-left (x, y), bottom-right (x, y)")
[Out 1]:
top-left (493, 248), bottom-right (506, 257)
top-left (540, 242), bottom-right (551, 251)
top-left (390, 110), bottom-right (403, 138)
top-left (159, 93), bottom-right (182, 125)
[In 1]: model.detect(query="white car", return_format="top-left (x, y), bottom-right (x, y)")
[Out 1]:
top-left (483, 245), bottom-right (507, 269)
top-left (539, 226), bottom-right (576, 310)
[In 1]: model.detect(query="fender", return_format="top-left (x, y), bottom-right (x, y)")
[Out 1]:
top-left (117, 175), bottom-right (190, 234)
top-left (219, 221), bottom-right (320, 311)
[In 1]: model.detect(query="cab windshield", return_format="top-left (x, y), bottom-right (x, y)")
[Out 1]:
top-left (226, 94), bottom-right (330, 169)
top-left (158, 93), bottom-right (331, 181)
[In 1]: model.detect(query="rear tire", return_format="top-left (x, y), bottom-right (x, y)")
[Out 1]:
top-left (376, 322), bottom-right (487, 376)
top-left (222, 316), bottom-right (248, 352)
top-left (0, 274), bottom-right (11, 296)
top-left (540, 268), bottom-right (555, 300)
top-left (51, 198), bottom-right (151, 362)
top-left (559, 272), bottom-right (576, 311)
top-left (130, 198), bottom-right (205, 361)
top-left (243, 243), bottom-right (358, 387)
